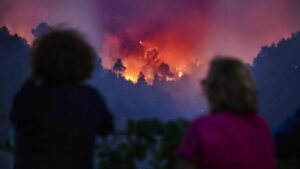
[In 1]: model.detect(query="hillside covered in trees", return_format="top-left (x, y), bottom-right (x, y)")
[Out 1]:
top-left (0, 27), bottom-right (30, 141)
top-left (1, 25), bottom-right (300, 168)
top-left (0, 24), bottom-right (197, 141)
top-left (252, 32), bottom-right (300, 126)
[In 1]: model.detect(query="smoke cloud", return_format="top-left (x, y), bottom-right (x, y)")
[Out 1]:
top-left (0, 0), bottom-right (299, 63)
top-left (209, 0), bottom-right (300, 63)
top-left (0, 0), bottom-right (300, 123)
top-left (0, 0), bottom-right (300, 93)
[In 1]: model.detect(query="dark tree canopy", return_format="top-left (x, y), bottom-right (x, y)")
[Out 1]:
top-left (113, 58), bottom-right (126, 75)
top-left (137, 72), bottom-right (146, 84)
top-left (252, 32), bottom-right (300, 126)
top-left (0, 26), bottom-right (30, 142)
top-left (158, 63), bottom-right (174, 77)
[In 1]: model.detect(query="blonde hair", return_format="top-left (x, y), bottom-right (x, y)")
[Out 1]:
top-left (203, 56), bottom-right (258, 114)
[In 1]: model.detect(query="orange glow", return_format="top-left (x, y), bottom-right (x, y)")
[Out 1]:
top-left (5, 24), bottom-right (34, 44)
top-left (124, 73), bottom-right (138, 83)
top-left (1, 0), bottom-right (299, 85)
top-left (178, 71), bottom-right (183, 78)
top-left (101, 26), bottom-right (206, 84)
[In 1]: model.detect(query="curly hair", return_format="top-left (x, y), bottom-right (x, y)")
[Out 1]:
top-left (203, 56), bottom-right (258, 114)
top-left (31, 29), bottom-right (95, 85)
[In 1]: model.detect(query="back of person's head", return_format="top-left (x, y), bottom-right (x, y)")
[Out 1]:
top-left (31, 28), bottom-right (95, 86)
top-left (202, 56), bottom-right (258, 114)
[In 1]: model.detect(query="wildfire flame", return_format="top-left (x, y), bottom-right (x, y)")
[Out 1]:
top-left (117, 40), bottom-right (188, 84)
top-left (1, 0), bottom-right (299, 87)
top-left (102, 29), bottom-right (203, 84)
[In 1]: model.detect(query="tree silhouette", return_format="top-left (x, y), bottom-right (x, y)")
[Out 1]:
top-left (0, 26), bottom-right (30, 138)
top-left (252, 32), bottom-right (300, 126)
top-left (0, 26), bottom-right (30, 168)
top-left (113, 58), bottom-right (126, 76)
top-left (137, 72), bottom-right (146, 84)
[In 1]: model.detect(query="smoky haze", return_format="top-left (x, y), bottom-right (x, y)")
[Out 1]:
top-left (0, 0), bottom-right (299, 65)
top-left (0, 0), bottom-right (300, 121)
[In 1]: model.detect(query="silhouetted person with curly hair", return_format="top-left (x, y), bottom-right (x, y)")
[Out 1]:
top-left (176, 56), bottom-right (276, 169)
top-left (10, 29), bottom-right (114, 169)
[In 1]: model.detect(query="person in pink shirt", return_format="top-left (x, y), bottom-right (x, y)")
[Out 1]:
top-left (176, 56), bottom-right (276, 169)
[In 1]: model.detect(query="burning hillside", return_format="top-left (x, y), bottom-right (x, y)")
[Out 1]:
top-left (105, 30), bottom-right (204, 84)
top-left (1, 0), bottom-right (299, 84)
top-left (99, 0), bottom-right (212, 84)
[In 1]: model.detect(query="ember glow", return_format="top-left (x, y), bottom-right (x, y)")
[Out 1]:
top-left (98, 0), bottom-right (212, 84)
top-left (102, 28), bottom-right (208, 84)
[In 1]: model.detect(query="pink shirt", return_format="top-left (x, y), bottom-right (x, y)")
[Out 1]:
top-left (176, 112), bottom-right (276, 169)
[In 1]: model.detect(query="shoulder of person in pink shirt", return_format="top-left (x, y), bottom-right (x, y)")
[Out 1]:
top-left (176, 112), bottom-right (276, 169)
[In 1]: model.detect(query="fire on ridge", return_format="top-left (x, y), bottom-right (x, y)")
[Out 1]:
top-left (102, 27), bottom-right (204, 85)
